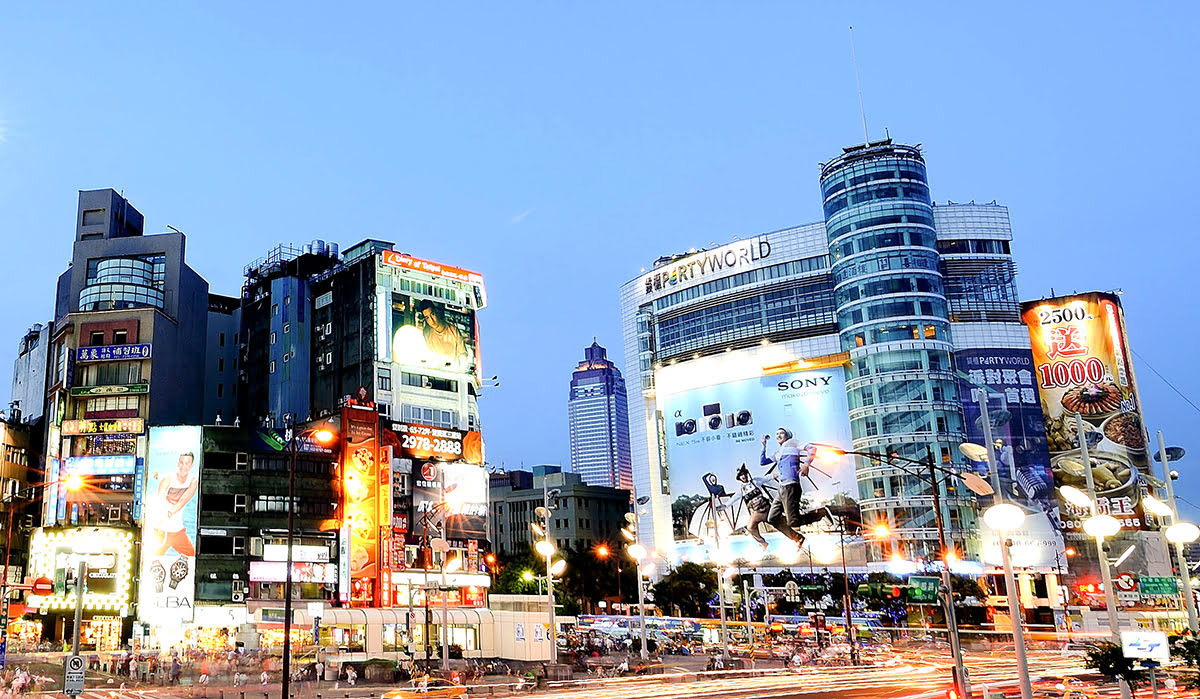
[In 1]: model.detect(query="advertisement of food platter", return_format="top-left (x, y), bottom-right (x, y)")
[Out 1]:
top-left (658, 367), bottom-right (854, 562)
top-left (412, 461), bottom-right (489, 542)
top-left (342, 406), bottom-right (380, 606)
top-left (1022, 293), bottom-right (1155, 535)
top-left (955, 349), bottom-right (1064, 571)
top-left (390, 293), bottom-right (479, 377)
top-left (139, 426), bottom-right (202, 627)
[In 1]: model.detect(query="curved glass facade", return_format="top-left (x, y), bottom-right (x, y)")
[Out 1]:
top-left (820, 142), bottom-right (975, 560)
top-left (79, 257), bottom-right (165, 311)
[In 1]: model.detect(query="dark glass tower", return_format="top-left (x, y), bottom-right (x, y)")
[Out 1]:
top-left (820, 140), bottom-right (971, 560)
top-left (568, 341), bottom-right (633, 491)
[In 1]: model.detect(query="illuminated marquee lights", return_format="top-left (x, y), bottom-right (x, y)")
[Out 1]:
top-left (28, 528), bottom-right (135, 615)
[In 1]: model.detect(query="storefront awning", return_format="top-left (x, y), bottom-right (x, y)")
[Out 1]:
top-left (292, 607), bottom-right (491, 627)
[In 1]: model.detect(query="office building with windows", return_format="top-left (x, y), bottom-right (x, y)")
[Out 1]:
top-left (567, 341), bottom-right (633, 491)
top-left (489, 465), bottom-right (631, 557)
top-left (620, 139), bottom-right (1042, 569)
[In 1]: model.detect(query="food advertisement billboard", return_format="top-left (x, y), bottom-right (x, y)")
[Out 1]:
top-left (412, 461), bottom-right (489, 541)
top-left (659, 367), bottom-right (854, 560)
top-left (390, 293), bottom-right (479, 376)
top-left (29, 528), bottom-right (135, 614)
top-left (342, 407), bottom-right (380, 606)
top-left (1022, 293), bottom-right (1154, 535)
top-left (139, 426), bottom-right (202, 626)
top-left (955, 349), bottom-right (1064, 570)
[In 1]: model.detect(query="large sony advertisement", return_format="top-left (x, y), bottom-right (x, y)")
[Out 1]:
top-left (660, 367), bottom-right (854, 560)
top-left (139, 426), bottom-right (201, 626)
top-left (391, 293), bottom-right (479, 376)
top-left (955, 349), bottom-right (1064, 571)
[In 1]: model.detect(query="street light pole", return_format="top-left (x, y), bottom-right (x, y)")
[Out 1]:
top-left (980, 392), bottom-right (1032, 699)
top-left (542, 485), bottom-right (558, 665)
top-left (71, 558), bottom-right (85, 655)
top-left (1077, 411), bottom-right (1132, 699)
top-left (1157, 430), bottom-right (1198, 636)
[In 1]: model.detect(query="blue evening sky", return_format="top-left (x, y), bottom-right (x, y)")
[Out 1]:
top-left (3, 3), bottom-right (1198, 506)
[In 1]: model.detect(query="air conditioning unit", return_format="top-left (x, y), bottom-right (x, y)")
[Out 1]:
top-left (249, 537), bottom-right (263, 556)
top-left (231, 591), bottom-right (245, 603)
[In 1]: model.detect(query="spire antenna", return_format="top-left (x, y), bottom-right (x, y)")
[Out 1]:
top-left (850, 26), bottom-right (870, 145)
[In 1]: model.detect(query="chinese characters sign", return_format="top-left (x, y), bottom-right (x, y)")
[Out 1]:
top-left (1021, 293), bottom-right (1154, 533)
top-left (956, 349), bottom-right (1063, 571)
top-left (76, 344), bottom-right (152, 363)
top-left (342, 407), bottom-right (380, 606)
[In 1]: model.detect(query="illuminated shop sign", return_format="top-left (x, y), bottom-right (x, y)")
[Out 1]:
top-left (139, 427), bottom-right (202, 626)
top-left (391, 422), bottom-right (483, 464)
top-left (249, 561), bottom-right (338, 584)
top-left (262, 544), bottom-right (330, 563)
top-left (381, 251), bottom-right (484, 288)
top-left (69, 383), bottom-right (149, 397)
top-left (642, 237), bottom-right (772, 295)
top-left (64, 455), bottom-right (136, 476)
top-left (28, 528), bottom-right (135, 614)
top-left (76, 344), bottom-right (152, 362)
top-left (62, 418), bottom-right (145, 436)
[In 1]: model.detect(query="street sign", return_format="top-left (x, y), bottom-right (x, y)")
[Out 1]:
top-left (907, 576), bottom-right (941, 604)
top-left (1139, 577), bottom-right (1179, 596)
top-left (64, 655), bottom-right (85, 695)
top-left (31, 578), bottom-right (54, 595)
top-left (1121, 631), bottom-right (1169, 661)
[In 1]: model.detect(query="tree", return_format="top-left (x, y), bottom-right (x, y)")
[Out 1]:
top-left (491, 546), bottom-right (540, 595)
top-left (671, 495), bottom-right (707, 539)
top-left (1172, 636), bottom-right (1200, 688)
top-left (650, 562), bottom-right (717, 618)
top-left (1085, 642), bottom-right (1144, 689)
top-left (558, 546), bottom-right (618, 612)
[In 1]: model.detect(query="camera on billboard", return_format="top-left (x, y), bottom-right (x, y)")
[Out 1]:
top-left (675, 402), bottom-right (752, 437)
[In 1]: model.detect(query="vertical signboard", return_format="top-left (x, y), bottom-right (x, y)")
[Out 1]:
top-left (411, 461), bottom-right (489, 541)
top-left (1022, 293), bottom-right (1154, 533)
top-left (955, 349), bottom-right (1063, 570)
top-left (342, 407), bottom-right (380, 606)
top-left (139, 426), bottom-right (202, 626)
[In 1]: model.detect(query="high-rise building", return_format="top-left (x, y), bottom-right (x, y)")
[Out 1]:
top-left (619, 139), bottom-right (1053, 573)
top-left (567, 341), bottom-right (632, 491)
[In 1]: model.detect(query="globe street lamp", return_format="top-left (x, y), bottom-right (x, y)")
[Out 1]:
top-left (1154, 433), bottom-right (1199, 636)
top-left (627, 541), bottom-right (649, 661)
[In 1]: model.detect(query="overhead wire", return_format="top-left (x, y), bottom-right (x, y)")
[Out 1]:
top-left (1131, 348), bottom-right (1200, 416)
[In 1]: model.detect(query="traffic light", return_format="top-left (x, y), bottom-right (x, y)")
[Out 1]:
top-left (856, 582), bottom-right (918, 601)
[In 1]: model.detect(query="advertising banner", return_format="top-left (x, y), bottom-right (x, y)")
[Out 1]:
top-left (412, 461), bottom-right (489, 541)
top-left (76, 344), bottom-right (152, 362)
top-left (1022, 294), bottom-right (1154, 533)
top-left (61, 418), bottom-right (145, 436)
top-left (392, 422), bottom-right (484, 465)
top-left (955, 349), bottom-right (1064, 571)
top-left (342, 407), bottom-right (380, 605)
top-left (63, 455), bottom-right (136, 476)
top-left (248, 561), bottom-right (339, 584)
top-left (139, 426), bottom-right (202, 626)
top-left (390, 293), bottom-right (478, 376)
top-left (28, 528), bottom-right (135, 614)
top-left (659, 367), bottom-right (853, 559)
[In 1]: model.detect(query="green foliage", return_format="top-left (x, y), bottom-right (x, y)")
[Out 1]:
top-left (1171, 636), bottom-right (1200, 688)
top-left (672, 495), bottom-right (707, 539)
top-left (1085, 642), bottom-right (1144, 688)
top-left (651, 562), bottom-right (717, 618)
top-left (492, 546), bottom-right (541, 594)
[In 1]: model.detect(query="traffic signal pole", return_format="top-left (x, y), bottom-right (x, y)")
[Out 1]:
top-left (926, 447), bottom-right (970, 699)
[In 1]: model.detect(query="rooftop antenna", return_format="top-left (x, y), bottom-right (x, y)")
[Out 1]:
top-left (850, 26), bottom-right (869, 145)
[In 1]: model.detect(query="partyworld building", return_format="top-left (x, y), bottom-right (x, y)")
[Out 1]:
top-left (619, 139), bottom-right (1053, 580)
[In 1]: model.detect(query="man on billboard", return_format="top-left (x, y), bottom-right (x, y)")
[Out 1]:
top-left (759, 429), bottom-right (860, 547)
top-left (417, 300), bottom-right (467, 364)
top-left (149, 451), bottom-right (199, 556)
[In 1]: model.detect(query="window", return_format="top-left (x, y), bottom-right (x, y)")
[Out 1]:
top-left (112, 329), bottom-right (128, 344)
top-left (82, 209), bottom-right (106, 226)
top-left (234, 494), bottom-right (248, 513)
top-left (283, 323), bottom-right (290, 334)
top-left (378, 368), bottom-right (391, 392)
top-left (85, 396), bottom-right (139, 412)
top-left (90, 331), bottom-right (105, 346)
top-left (271, 332), bottom-right (277, 344)
top-left (217, 384), bottom-right (224, 399)
top-left (233, 536), bottom-right (246, 556)
top-left (218, 358), bottom-right (225, 372)
top-left (270, 360), bottom-right (276, 373)
top-left (219, 332), bottom-right (226, 347)
top-left (272, 304), bottom-right (279, 316)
